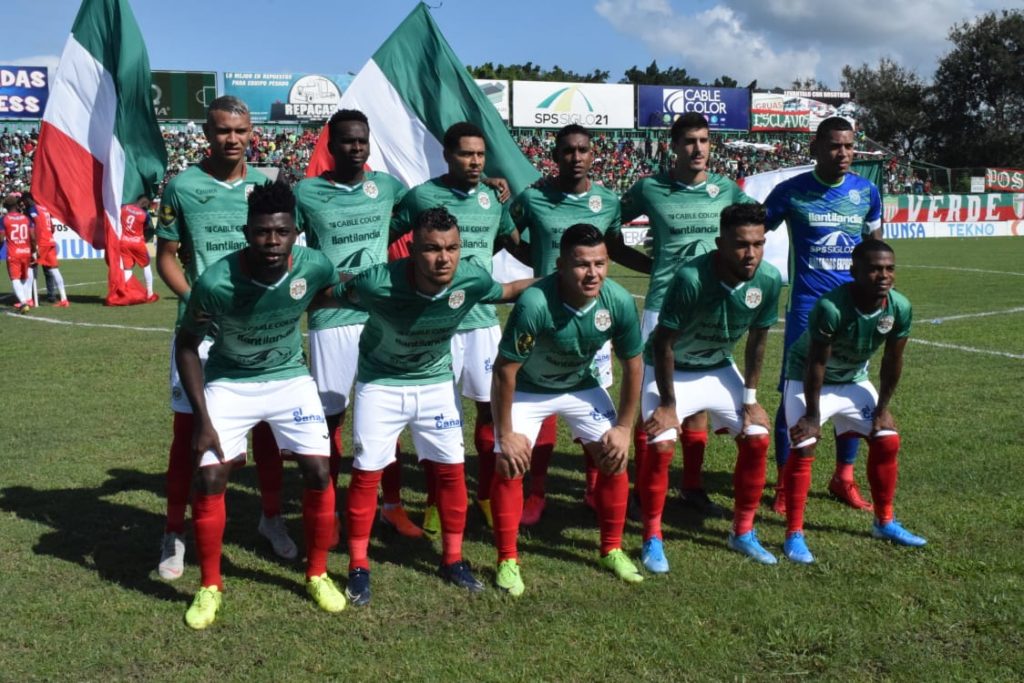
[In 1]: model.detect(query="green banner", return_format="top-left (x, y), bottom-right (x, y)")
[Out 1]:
top-left (151, 70), bottom-right (216, 120)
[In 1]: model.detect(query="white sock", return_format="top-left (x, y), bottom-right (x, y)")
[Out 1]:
top-left (50, 268), bottom-right (67, 300)
top-left (11, 278), bottom-right (28, 304)
top-left (25, 271), bottom-right (35, 303)
top-left (143, 265), bottom-right (154, 296)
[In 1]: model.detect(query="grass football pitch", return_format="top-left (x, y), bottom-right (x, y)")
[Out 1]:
top-left (0, 237), bottom-right (1021, 681)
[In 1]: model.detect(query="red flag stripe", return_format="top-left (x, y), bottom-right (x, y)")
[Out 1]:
top-left (33, 121), bottom-right (108, 248)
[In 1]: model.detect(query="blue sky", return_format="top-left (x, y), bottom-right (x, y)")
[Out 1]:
top-left (3, 0), bottom-right (1005, 88)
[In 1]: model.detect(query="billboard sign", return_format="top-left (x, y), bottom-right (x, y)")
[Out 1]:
top-left (511, 81), bottom-right (634, 129)
top-left (637, 85), bottom-right (749, 130)
top-left (223, 72), bottom-right (354, 123)
top-left (985, 168), bottom-right (1024, 192)
top-left (0, 66), bottom-right (48, 118)
top-left (151, 71), bottom-right (216, 120)
top-left (474, 79), bottom-right (509, 121)
top-left (751, 92), bottom-right (858, 132)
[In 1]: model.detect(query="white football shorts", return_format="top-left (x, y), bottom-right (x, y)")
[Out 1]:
top-left (309, 323), bottom-right (363, 415)
top-left (784, 379), bottom-right (884, 446)
top-left (169, 335), bottom-right (213, 413)
top-left (495, 386), bottom-right (617, 452)
top-left (451, 325), bottom-right (501, 402)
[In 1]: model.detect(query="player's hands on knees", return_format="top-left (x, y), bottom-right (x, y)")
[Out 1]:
top-left (497, 432), bottom-right (532, 478)
top-left (741, 402), bottom-right (770, 437)
top-left (192, 417), bottom-right (224, 463)
top-left (644, 404), bottom-right (680, 439)
top-left (789, 415), bottom-right (820, 448)
top-left (871, 408), bottom-right (897, 436)
top-left (598, 426), bottom-right (630, 475)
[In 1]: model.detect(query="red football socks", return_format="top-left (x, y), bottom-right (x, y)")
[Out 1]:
top-left (252, 421), bottom-right (283, 518)
top-left (165, 411), bottom-right (194, 534)
top-left (834, 461), bottom-right (855, 483)
top-left (784, 454), bottom-right (815, 534)
top-left (681, 429), bottom-right (708, 490)
top-left (303, 486), bottom-right (335, 578)
top-left (528, 415), bottom-right (557, 497)
top-left (733, 435), bottom-right (770, 535)
top-left (434, 462), bottom-right (468, 565)
top-left (381, 451), bottom-right (402, 506)
top-left (346, 468), bottom-right (382, 571)
top-left (867, 434), bottom-right (900, 523)
top-left (490, 474), bottom-right (523, 562)
top-left (638, 443), bottom-right (674, 540)
top-left (327, 414), bottom-right (343, 488)
top-left (475, 419), bottom-right (496, 501)
top-left (595, 470), bottom-right (629, 554)
top-left (192, 491), bottom-right (226, 590)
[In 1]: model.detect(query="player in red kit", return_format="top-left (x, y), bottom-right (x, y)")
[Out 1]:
top-left (23, 193), bottom-right (69, 306)
top-left (2, 195), bottom-right (36, 312)
top-left (120, 196), bottom-right (158, 302)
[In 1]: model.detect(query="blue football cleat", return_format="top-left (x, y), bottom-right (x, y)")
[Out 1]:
top-left (872, 520), bottom-right (927, 547)
top-left (783, 532), bottom-right (815, 564)
top-left (641, 536), bottom-right (670, 574)
top-left (345, 568), bottom-right (371, 607)
top-left (728, 529), bottom-right (778, 565)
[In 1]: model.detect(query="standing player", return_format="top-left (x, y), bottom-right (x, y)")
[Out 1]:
top-left (392, 122), bottom-right (518, 532)
top-left (23, 193), bottom-right (69, 306)
top-left (508, 124), bottom-right (646, 524)
top-left (781, 240), bottom-right (925, 564)
top-left (154, 96), bottom-right (289, 580)
top-left (641, 204), bottom-right (782, 571)
top-left (490, 224), bottom-right (644, 596)
top-left (176, 182), bottom-right (344, 629)
top-left (1, 195), bottom-right (35, 311)
top-left (765, 117), bottom-right (882, 513)
top-left (330, 207), bottom-right (533, 606)
top-left (294, 109), bottom-right (419, 538)
top-left (621, 112), bottom-right (757, 517)
top-left (120, 195), bottom-right (159, 302)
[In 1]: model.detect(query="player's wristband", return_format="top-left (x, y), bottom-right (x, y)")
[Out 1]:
top-left (742, 388), bottom-right (757, 405)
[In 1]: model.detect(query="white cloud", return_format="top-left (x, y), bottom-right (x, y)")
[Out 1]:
top-left (595, 0), bottom-right (1006, 87)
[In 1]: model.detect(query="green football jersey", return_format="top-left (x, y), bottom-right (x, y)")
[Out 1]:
top-left (393, 178), bottom-right (513, 331)
top-left (295, 172), bottom-right (407, 330)
top-left (156, 165), bottom-right (272, 326)
top-left (181, 246), bottom-right (340, 383)
top-left (621, 172), bottom-right (755, 312)
top-left (341, 260), bottom-right (504, 385)
top-left (786, 286), bottom-right (912, 384)
top-left (645, 253), bottom-right (781, 371)
top-left (499, 274), bottom-right (642, 394)
top-left (509, 182), bottom-right (622, 277)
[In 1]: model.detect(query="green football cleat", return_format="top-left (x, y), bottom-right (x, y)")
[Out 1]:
top-left (307, 573), bottom-right (346, 613)
top-left (495, 559), bottom-right (525, 597)
top-left (600, 548), bottom-right (644, 584)
top-left (184, 585), bottom-right (223, 630)
top-left (422, 504), bottom-right (441, 540)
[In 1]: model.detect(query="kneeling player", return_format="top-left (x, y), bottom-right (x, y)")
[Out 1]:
top-left (782, 240), bottom-right (926, 564)
top-left (491, 223), bottom-right (644, 597)
top-left (641, 204), bottom-right (782, 569)
top-left (175, 183), bottom-right (344, 629)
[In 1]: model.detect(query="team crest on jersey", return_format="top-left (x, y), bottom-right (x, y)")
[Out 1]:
top-left (516, 332), bottom-right (535, 355)
top-left (478, 192), bottom-right (491, 210)
top-left (877, 314), bottom-right (895, 334)
top-left (363, 181), bottom-right (379, 199)
top-left (588, 195), bottom-right (603, 213)
top-left (594, 309), bottom-right (612, 331)
top-left (448, 289), bottom-right (466, 309)
top-left (744, 287), bottom-right (763, 308)
top-left (848, 189), bottom-right (862, 205)
top-left (290, 278), bottom-right (308, 300)
top-left (707, 184), bottom-right (720, 199)
top-left (159, 203), bottom-right (176, 227)
top-left (245, 184), bottom-right (255, 199)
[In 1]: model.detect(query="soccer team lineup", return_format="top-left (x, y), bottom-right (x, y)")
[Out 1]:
top-left (41, 93), bottom-right (932, 630)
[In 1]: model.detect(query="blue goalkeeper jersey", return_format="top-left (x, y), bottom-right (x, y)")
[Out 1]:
top-left (764, 171), bottom-right (881, 313)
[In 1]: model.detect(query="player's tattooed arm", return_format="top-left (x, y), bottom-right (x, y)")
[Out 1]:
top-left (156, 238), bottom-right (191, 299)
top-left (605, 231), bottom-right (652, 274)
top-left (175, 328), bottom-right (224, 462)
top-left (491, 356), bottom-right (532, 478)
top-left (644, 324), bottom-right (682, 438)
top-left (791, 338), bottom-right (831, 446)
top-left (740, 326), bottom-right (771, 433)
top-left (873, 335), bottom-right (908, 434)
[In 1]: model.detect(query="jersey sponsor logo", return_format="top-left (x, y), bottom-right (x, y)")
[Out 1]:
top-left (594, 309), bottom-right (612, 331)
top-left (707, 184), bottom-right (720, 199)
top-left (744, 287), bottom-right (763, 309)
top-left (292, 407), bottom-right (325, 424)
top-left (159, 203), bottom-right (176, 227)
top-left (589, 407), bottom-right (615, 422)
top-left (876, 314), bottom-right (895, 334)
top-left (478, 192), bottom-right (491, 210)
top-left (448, 289), bottom-right (466, 309)
top-left (808, 231), bottom-right (857, 270)
top-left (290, 277), bottom-right (308, 300)
top-left (588, 195), bottom-right (603, 213)
top-left (848, 189), bottom-right (862, 205)
top-left (434, 413), bottom-right (463, 430)
top-left (363, 181), bottom-right (379, 199)
top-left (516, 332), bottom-right (535, 355)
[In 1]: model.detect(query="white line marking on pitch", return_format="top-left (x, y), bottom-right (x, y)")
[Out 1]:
top-left (926, 306), bottom-right (1024, 324)
top-left (902, 265), bottom-right (1024, 277)
top-left (1, 313), bottom-right (171, 333)
top-left (910, 339), bottom-right (1024, 360)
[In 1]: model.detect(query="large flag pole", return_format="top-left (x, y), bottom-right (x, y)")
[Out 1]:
top-left (31, 0), bottom-right (167, 306)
